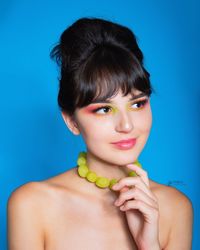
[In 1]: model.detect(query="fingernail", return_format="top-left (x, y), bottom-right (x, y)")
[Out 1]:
top-left (112, 184), bottom-right (119, 189)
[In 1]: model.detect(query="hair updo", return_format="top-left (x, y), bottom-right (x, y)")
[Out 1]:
top-left (50, 17), bottom-right (154, 116)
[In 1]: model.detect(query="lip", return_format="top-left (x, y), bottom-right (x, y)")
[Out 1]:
top-left (111, 138), bottom-right (137, 150)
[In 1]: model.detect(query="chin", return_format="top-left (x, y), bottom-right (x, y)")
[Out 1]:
top-left (109, 150), bottom-right (140, 166)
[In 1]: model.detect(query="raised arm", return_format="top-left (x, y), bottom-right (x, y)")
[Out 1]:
top-left (7, 182), bottom-right (45, 250)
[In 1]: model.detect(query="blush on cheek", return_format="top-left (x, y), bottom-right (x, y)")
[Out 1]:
top-left (138, 118), bottom-right (152, 134)
top-left (144, 121), bottom-right (152, 133)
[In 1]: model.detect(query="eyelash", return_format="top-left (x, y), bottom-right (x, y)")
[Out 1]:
top-left (131, 99), bottom-right (148, 109)
top-left (93, 99), bottom-right (148, 114)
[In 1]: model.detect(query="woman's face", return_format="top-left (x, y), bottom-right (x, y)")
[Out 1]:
top-left (63, 89), bottom-right (152, 166)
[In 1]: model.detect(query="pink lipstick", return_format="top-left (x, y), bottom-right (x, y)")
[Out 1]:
top-left (111, 138), bottom-right (137, 150)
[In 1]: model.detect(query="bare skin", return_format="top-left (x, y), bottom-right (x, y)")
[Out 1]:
top-left (7, 91), bottom-right (193, 249)
top-left (7, 166), bottom-right (193, 250)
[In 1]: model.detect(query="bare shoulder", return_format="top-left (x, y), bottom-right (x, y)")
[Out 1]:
top-left (7, 181), bottom-right (53, 227)
top-left (8, 181), bottom-right (49, 207)
top-left (7, 181), bottom-right (53, 249)
top-left (149, 179), bottom-right (193, 212)
top-left (149, 179), bottom-right (193, 249)
top-left (8, 169), bottom-right (75, 211)
top-left (7, 170), bottom-right (76, 249)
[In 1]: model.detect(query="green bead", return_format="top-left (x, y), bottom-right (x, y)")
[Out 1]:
top-left (78, 152), bottom-right (87, 158)
top-left (109, 179), bottom-right (118, 189)
top-left (86, 171), bottom-right (97, 182)
top-left (77, 156), bottom-right (86, 166)
top-left (95, 177), bottom-right (110, 188)
top-left (76, 151), bottom-right (143, 190)
top-left (134, 160), bottom-right (142, 168)
top-left (78, 165), bottom-right (89, 177)
top-left (128, 171), bottom-right (137, 177)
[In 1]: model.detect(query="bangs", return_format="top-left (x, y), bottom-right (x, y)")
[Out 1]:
top-left (74, 44), bottom-right (152, 108)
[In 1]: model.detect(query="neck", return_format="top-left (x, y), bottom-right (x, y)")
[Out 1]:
top-left (86, 151), bottom-right (130, 181)
top-left (75, 150), bottom-right (134, 203)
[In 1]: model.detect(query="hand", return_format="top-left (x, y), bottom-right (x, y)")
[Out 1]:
top-left (112, 164), bottom-right (161, 250)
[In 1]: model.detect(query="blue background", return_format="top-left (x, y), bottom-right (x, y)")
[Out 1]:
top-left (1, 0), bottom-right (199, 249)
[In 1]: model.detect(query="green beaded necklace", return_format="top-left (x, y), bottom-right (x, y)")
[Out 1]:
top-left (77, 151), bottom-right (142, 190)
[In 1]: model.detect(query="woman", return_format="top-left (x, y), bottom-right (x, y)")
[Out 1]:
top-left (7, 18), bottom-right (193, 250)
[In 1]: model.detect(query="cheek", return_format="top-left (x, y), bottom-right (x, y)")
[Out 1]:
top-left (77, 117), bottom-right (112, 141)
top-left (145, 110), bottom-right (152, 132)
top-left (136, 108), bottom-right (152, 133)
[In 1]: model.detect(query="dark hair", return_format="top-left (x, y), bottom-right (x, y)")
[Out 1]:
top-left (50, 17), bottom-right (154, 116)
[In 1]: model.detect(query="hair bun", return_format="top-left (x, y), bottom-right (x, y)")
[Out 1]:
top-left (50, 17), bottom-right (154, 116)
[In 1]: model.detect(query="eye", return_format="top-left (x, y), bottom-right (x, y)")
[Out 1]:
top-left (131, 99), bottom-right (148, 110)
top-left (93, 106), bottom-right (112, 114)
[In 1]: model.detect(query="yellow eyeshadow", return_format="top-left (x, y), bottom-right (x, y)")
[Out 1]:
top-left (112, 106), bottom-right (118, 114)
top-left (126, 100), bottom-right (147, 111)
top-left (93, 99), bottom-right (148, 115)
top-left (93, 106), bottom-right (117, 115)
top-left (126, 103), bottom-right (139, 111)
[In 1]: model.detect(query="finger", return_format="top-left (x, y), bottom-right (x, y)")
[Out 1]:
top-left (120, 186), bottom-right (129, 193)
top-left (126, 163), bottom-right (149, 187)
top-left (120, 199), bottom-right (159, 222)
top-left (112, 177), bottom-right (157, 202)
top-left (114, 186), bottom-right (158, 208)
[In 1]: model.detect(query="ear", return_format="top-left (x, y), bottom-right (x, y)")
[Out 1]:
top-left (61, 112), bottom-right (80, 135)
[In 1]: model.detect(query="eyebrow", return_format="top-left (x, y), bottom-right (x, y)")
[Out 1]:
top-left (90, 93), bottom-right (148, 104)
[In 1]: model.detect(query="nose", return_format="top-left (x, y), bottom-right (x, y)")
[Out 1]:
top-left (115, 111), bottom-right (134, 133)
